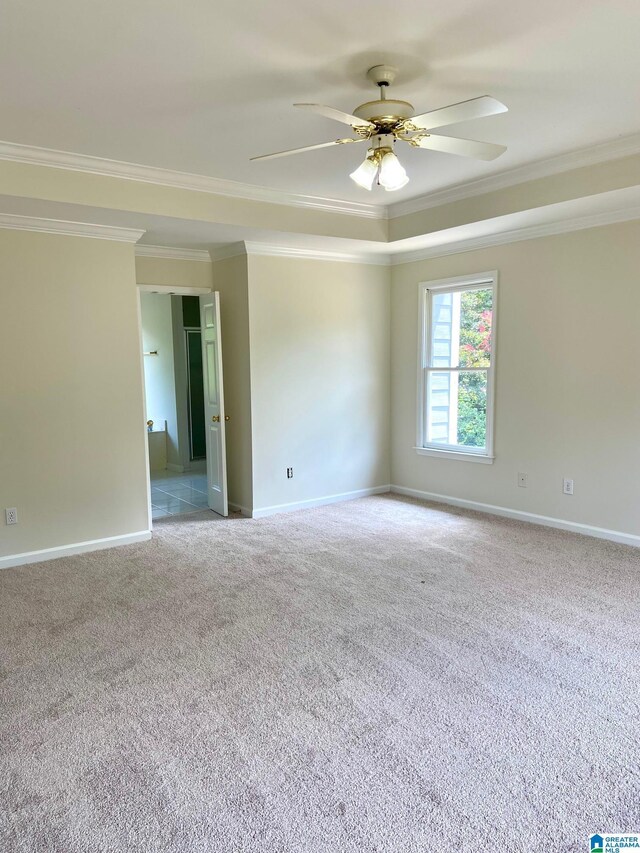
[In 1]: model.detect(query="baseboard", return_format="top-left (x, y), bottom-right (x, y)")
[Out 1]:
top-left (166, 463), bottom-right (185, 473)
top-left (390, 485), bottom-right (640, 547)
top-left (252, 485), bottom-right (391, 519)
top-left (0, 530), bottom-right (152, 570)
top-left (228, 502), bottom-right (252, 517)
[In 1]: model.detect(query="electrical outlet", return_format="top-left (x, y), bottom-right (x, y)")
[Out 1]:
top-left (563, 478), bottom-right (574, 495)
top-left (286, 467), bottom-right (293, 479)
top-left (5, 507), bottom-right (17, 525)
top-left (517, 473), bottom-right (528, 488)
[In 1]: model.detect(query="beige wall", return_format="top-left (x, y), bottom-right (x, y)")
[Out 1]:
top-left (135, 255), bottom-right (213, 290)
top-left (3, 218), bottom-right (637, 563)
top-left (213, 254), bottom-right (253, 513)
top-left (391, 221), bottom-right (640, 537)
top-left (247, 256), bottom-right (391, 512)
top-left (137, 252), bottom-right (392, 516)
top-left (0, 231), bottom-right (149, 558)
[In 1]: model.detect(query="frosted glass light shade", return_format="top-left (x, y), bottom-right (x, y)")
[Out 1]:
top-left (349, 154), bottom-right (378, 190)
top-left (379, 150), bottom-right (409, 191)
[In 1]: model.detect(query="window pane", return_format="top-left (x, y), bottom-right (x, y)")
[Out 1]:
top-left (459, 287), bottom-right (493, 368)
top-left (430, 287), bottom-right (493, 368)
top-left (427, 370), bottom-right (488, 449)
top-left (430, 292), bottom-right (457, 367)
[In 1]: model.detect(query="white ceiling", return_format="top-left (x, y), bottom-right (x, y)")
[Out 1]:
top-left (1, 0), bottom-right (639, 205)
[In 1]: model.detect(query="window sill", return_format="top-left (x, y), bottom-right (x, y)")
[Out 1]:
top-left (413, 447), bottom-right (495, 464)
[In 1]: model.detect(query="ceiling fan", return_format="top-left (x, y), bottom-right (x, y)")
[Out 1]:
top-left (251, 65), bottom-right (508, 192)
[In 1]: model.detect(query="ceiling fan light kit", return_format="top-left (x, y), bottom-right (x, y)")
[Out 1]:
top-left (251, 64), bottom-right (508, 192)
top-left (350, 137), bottom-right (409, 191)
top-left (349, 154), bottom-right (379, 191)
top-left (378, 149), bottom-right (409, 191)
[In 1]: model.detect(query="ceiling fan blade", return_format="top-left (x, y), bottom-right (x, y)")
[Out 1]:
top-left (294, 103), bottom-right (374, 129)
top-left (250, 137), bottom-right (365, 162)
top-left (409, 96), bottom-right (507, 131)
top-left (412, 133), bottom-right (507, 161)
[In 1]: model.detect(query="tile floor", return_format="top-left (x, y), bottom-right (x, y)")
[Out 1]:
top-left (150, 463), bottom-right (209, 520)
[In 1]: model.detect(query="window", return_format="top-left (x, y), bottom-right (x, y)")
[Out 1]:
top-left (416, 272), bottom-right (497, 463)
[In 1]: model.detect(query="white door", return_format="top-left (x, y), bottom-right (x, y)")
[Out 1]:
top-left (200, 292), bottom-right (228, 516)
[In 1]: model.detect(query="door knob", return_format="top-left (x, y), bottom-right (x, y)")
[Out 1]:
top-left (212, 415), bottom-right (220, 423)
top-left (225, 415), bottom-right (231, 421)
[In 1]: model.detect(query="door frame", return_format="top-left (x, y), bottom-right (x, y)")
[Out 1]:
top-left (136, 284), bottom-right (213, 530)
top-left (199, 291), bottom-right (229, 516)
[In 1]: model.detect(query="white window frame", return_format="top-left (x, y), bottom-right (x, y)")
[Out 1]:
top-left (415, 271), bottom-right (498, 463)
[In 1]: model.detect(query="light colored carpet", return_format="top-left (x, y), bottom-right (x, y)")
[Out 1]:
top-left (1, 494), bottom-right (638, 852)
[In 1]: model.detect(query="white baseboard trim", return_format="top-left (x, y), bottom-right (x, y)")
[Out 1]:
top-left (166, 463), bottom-right (185, 473)
top-left (390, 485), bottom-right (640, 547)
top-left (0, 530), bottom-right (152, 570)
top-left (228, 502), bottom-right (252, 517)
top-left (252, 485), bottom-right (391, 519)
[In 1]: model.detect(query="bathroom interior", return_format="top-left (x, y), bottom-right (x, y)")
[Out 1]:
top-left (140, 293), bottom-right (208, 520)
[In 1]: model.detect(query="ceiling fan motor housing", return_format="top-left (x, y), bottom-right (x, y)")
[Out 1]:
top-left (352, 99), bottom-right (415, 128)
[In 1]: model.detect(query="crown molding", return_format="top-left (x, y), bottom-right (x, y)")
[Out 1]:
top-left (390, 203), bottom-right (640, 265)
top-left (388, 132), bottom-right (640, 219)
top-left (2, 133), bottom-right (639, 227)
top-left (210, 240), bottom-right (390, 265)
top-left (135, 244), bottom-right (211, 262)
top-left (0, 140), bottom-right (384, 220)
top-left (0, 212), bottom-right (145, 242)
top-left (211, 240), bottom-right (390, 266)
top-left (209, 242), bottom-right (247, 262)
top-left (245, 241), bottom-right (390, 265)
top-left (211, 202), bottom-right (640, 266)
top-left (5, 198), bottom-right (630, 264)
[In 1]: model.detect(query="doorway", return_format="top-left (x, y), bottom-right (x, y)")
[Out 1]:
top-left (138, 285), bottom-right (229, 525)
top-left (140, 291), bottom-right (208, 521)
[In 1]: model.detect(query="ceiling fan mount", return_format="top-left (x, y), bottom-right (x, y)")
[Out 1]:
top-left (365, 64), bottom-right (398, 88)
top-left (251, 64), bottom-right (509, 192)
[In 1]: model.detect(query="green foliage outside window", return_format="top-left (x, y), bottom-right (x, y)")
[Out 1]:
top-left (457, 289), bottom-right (492, 447)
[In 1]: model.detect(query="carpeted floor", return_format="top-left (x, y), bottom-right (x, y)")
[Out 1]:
top-left (1, 495), bottom-right (638, 852)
